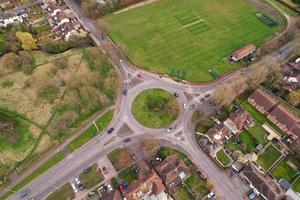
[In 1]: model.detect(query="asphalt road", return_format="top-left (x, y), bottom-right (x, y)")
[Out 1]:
top-left (6, 0), bottom-right (296, 200)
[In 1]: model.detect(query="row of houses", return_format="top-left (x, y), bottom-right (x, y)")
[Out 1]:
top-left (123, 155), bottom-right (189, 200)
top-left (199, 108), bottom-right (254, 154)
top-left (248, 89), bottom-right (300, 142)
top-left (43, 0), bottom-right (87, 41)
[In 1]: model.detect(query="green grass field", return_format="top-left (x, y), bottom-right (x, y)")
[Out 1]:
top-left (271, 156), bottom-right (299, 182)
top-left (216, 149), bottom-right (231, 167)
top-left (175, 186), bottom-right (195, 200)
top-left (79, 164), bottom-right (103, 189)
top-left (132, 89), bottom-right (179, 128)
top-left (184, 173), bottom-right (209, 198)
top-left (105, 0), bottom-right (281, 82)
top-left (257, 144), bottom-right (282, 170)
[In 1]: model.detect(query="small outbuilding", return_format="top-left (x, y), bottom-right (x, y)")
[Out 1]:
top-left (230, 44), bottom-right (256, 62)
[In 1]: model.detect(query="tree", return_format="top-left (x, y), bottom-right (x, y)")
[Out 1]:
top-left (287, 90), bottom-right (300, 106)
top-left (141, 137), bottom-right (160, 158)
top-left (5, 27), bottom-right (21, 53)
top-left (19, 51), bottom-right (36, 75)
top-left (16, 32), bottom-right (37, 51)
top-left (96, 18), bottom-right (108, 40)
top-left (0, 52), bottom-right (20, 71)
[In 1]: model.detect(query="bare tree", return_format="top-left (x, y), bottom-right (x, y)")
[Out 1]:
top-left (141, 136), bottom-right (160, 158)
top-left (96, 18), bottom-right (109, 40)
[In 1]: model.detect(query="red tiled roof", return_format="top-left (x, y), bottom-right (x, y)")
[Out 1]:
top-left (248, 89), bottom-right (277, 113)
top-left (231, 44), bottom-right (256, 60)
top-left (228, 108), bottom-right (252, 130)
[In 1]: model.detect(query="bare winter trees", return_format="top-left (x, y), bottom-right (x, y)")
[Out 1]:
top-left (212, 56), bottom-right (281, 106)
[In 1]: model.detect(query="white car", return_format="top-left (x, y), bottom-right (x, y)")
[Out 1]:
top-left (75, 177), bottom-right (80, 185)
top-left (107, 184), bottom-right (113, 192)
top-left (183, 103), bottom-right (187, 110)
top-left (71, 183), bottom-right (78, 193)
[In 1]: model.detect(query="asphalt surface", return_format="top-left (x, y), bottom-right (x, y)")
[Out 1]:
top-left (6, 0), bottom-right (296, 200)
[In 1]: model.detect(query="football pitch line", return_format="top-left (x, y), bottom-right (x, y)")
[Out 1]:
top-left (182, 19), bottom-right (205, 28)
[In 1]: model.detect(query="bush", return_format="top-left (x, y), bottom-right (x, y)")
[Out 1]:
top-left (1, 80), bottom-right (14, 88)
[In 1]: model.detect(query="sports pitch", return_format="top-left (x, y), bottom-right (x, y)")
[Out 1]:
top-left (105, 0), bottom-right (281, 82)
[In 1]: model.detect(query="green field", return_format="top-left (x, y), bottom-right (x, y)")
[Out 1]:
top-left (175, 186), bottom-right (195, 200)
top-left (132, 89), bottom-right (179, 128)
top-left (185, 173), bottom-right (209, 198)
top-left (79, 164), bottom-right (103, 189)
top-left (271, 156), bottom-right (299, 182)
top-left (257, 144), bottom-right (282, 170)
top-left (105, 0), bottom-right (281, 82)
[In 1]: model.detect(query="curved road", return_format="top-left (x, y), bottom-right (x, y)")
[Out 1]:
top-left (7, 0), bottom-right (296, 200)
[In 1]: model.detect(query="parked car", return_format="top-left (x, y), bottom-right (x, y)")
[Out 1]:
top-left (75, 177), bottom-right (84, 190)
top-left (204, 93), bottom-right (210, 98)
top-left (166, 127), bottom-right (173, 133)
top-left (189, 104), bottom-right (195, 110)
top-left (20, 189), bottom-right (31, 198)
top-left (107, 127), bottom-right (114, 134)
top-left (123, 138), bottom-right (131, 143)
top-left (84, 167), bottom-right (92, 173)
top-left (71, 183), bottom-right (78, 193)
top-left (248, 190), bottom-right (257, 200)
top-left (107, 184), bottom-right (113, 192)
top-left (102, 167), bottom-right (108, 175)
top-left (207, 191), bottom-right (216, 199)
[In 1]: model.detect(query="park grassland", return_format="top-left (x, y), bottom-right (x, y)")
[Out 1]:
top-left (105, 0), bottom-right (281, 82)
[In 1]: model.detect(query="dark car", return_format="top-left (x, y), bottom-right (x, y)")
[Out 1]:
top-left (189, 104), bottom-right (195, 110)
top-left (123, 138), bottom-right (131, 143)
top-left (204, 94), bottom-right (210, 98)
top-left (173, 92), bottom-right (179, 97)
top-left (107, 127), bottom-right (114, 134)
top-left (123, 90), bottom-right (128, 95)
top-left (20, 189), bottom-right (31, 198)
top-left (84, 167), bottom-right (92, 173)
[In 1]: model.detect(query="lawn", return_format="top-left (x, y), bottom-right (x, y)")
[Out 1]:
top-left (45, 183), bottom-right (75, 200)
top-left (257, 144), bottom-right (282, 170)
top-left (271, 156), bottom-right (299, 182)
top-left (241, 102), bottom-right (285, 135)
top-left (68, 110), bottom-right (114, 152)
top-left (238, 131), bottom-right (257, 152)
top-left (79, 164), bottom-right (103, 189)
top-left (132, 89), bottom-right (179, 128)
top-left (0, 32), bottom-right (5, 55)
top-left (118, 168), bottom-right (137, 185)
top-left (157, 147), bottom-right (192, 166)
top-left (105, 0), bottom-right (280, 82)
top-left (293, 178), bottom-right (300, 193)
top-left (108, 148), bottom-right (135, 171)
top-left (184, 173), bottom-right (209, 199)
top-left (247, 125), bottom-right (268, 145)
top-left (175, 185), bottom-right (195, 200)
top-left (267, 0), bottom-right (299, 16)
top-left (216, 149), bottom-right (231, 167)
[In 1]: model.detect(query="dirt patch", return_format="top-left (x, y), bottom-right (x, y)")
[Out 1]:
top-left (114, 0), bottom-right (159, 14)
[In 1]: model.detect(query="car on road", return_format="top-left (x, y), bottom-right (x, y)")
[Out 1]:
top-left (204, 93), bottom-right (210, 98)
top-left (123, 90), bottom-right (127, 95)
top-left (137, 74), bottom-right (142, 79)
top-left (107, 127), bottom-right (114, 134)
top-left (166, 127), bottom-right (173, 133)
top-left (173, 92), bottom-right (179, 97)
top-left (123, 138), bottom-right (131, 143)
top-left (71, 183), bottom-right (78, 193)
top-left (75, 177), bottom-right (84, 190)
top-left (189, 104), bottom-right (195, 110)
top-left (279, 49), bottom-right (285, 54)
top-left (183, 103), bottom-right (187, 110)
top-left (200, 97), bottom-right (204, 102)
top-left (20, 189), bottom-right (31, 198)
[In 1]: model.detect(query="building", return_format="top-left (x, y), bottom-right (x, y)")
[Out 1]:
top-left (284, 71), bottom-right (300, 90)
top-left (267, 105), bottom-right (300, 141)
top-left (0, 11), bottom-right (28, 27)
top-left (155, 155), bottom-right (189, 191)
top-left (240, 162), bottom-right (283, 200)
top-left (224, 108), bottom-right (253, 134)
top-left (103, 190), bottom-right (122, 200)
top-left (248, 89), bottom-right (277, 114)
top-left (230, 44), bottom-right (256, 62)
top-left (124, 162), bottom-right (169, 200)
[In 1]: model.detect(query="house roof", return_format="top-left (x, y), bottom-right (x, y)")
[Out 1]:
top-left (248, 89), bottom-right (277, 113)
top-left (231, 44), bottom-right (256, 60)
top-left (268, 105), bottom-right (300, 131)
top-left (227, 108), bottom-right (252, 131)
top-left (278, 178), bottom-right (291, 191)
top-left (206, 123), bottom-right (231, 146)
top-left (241, 163), bottom-right (281, 200)
top-left (155, 155), bottom-right (189, 189)
top-left (289, 123), bottom-right (300, 139)
top-left (124, 162), bottom-right (166, 200)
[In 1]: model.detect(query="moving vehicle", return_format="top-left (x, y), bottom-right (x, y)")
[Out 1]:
top-left (107, 127), bottom-right (114, 134)
top-left (173, 92), bottom-right (179, 97)
top-left (123, 90), bottom-right (127, 95)
top-left (20, 189), bottom-right (31, 198)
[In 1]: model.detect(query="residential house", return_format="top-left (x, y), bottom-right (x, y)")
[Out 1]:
top-left (230, 44), bottom-right (256, 62)
top-left (103, 190), bottom-right (122, 200)
top-left (155, 155), bottom-right (189, 191)
top-left (267, 105), bottom-right (300, 141)
top-left (0, 11), bottom-right (27, 27)
top-left (224, 108), bottom-right (253, 134)
top-left (248, 89), bottom-right (277, 114)
top-left (199, 123), bottom-right (231, 153)
top-left (284, 70), bottom-right (300, 90)
top-left (240, 162), bottom-right (283, 200)
top-left (0, 0), bottom-right (10, 8)
top-left (288, 57), bottom-right (300, 70)
top-left (124, 162), bottom-right (169, 200)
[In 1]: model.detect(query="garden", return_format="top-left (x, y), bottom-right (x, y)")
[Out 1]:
top-left (257, 144), bottom-right (282, 171)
